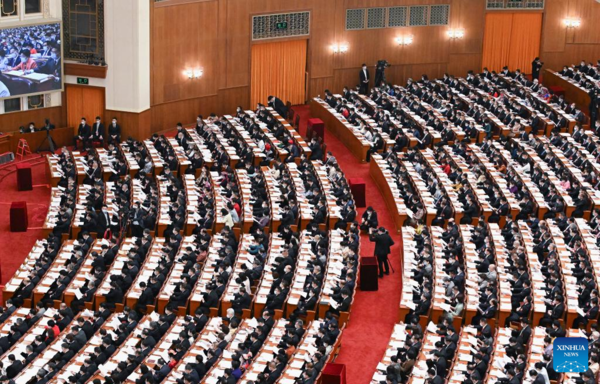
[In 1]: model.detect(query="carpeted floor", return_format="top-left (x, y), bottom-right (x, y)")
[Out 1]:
top-left (0, 160), bottom-right (50, 284)
top-left (0, 108), bottom-right (402, 383)
top-left (293, 105), bottom-right (403, 384)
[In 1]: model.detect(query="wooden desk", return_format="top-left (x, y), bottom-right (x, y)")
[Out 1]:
top-left (253, 233), bottom-right (284, 317)
top-left (0, 133), bottom-right (10, 154)
top-left (2, 239), bottom-right (48, 304)
top-left (8, 126), bottom-right (72, 153)
top-left (310, 98), bottom-right (370, 163)
top-left (370, 154), bottom-right (408, 232)
top-left (398, 227), bottom-right (424, 322)
top-left (544, 69), bottom-right (592, 115)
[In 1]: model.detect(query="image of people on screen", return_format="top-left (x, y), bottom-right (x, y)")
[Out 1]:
top-left (0, 22), bottom-right (62, 98)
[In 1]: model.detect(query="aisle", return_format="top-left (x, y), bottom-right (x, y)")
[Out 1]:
top-left (0, 161), bottom-right (50, 284)
top-left (294, 105), bottom-right (403, 384)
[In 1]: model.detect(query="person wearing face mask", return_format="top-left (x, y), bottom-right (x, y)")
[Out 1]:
top-left (9, 49), bottom-right (37, 72)
top-left (39, 43), bottom-right (49, 56)
top-left (97, 204), bottom-right (111, 238)
top-left (34, 46), bottom-right (61, 79)
top-left (359, 63), bottom-right (370, 95)
top-left (91, 116), bottom-right (105, 145)
top-left (73, 117), bottom-right (91, 150)
top-left (0, 50), bottom-right (10, 72)
top-left (108, 117), bottom-right (121, 145)
top-left (6, 48), bottom-right (20, 68)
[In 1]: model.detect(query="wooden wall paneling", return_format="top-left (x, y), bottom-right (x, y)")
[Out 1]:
top-left (66, 86), bottom-right (82, 132)
top-left (569, 0), bottom-right (600, 44)
top-left (226, 0), bottom-right (251, 88)
top-left (447, 53), bottom-right (483, 76)
top-left (66, 85), bottom-right (106, 136)
top-left (150, 95), bottom-right (220, 133)
top-left (217, 86), bottom-right (250, 114)
top-left (64, 63), bottom-right (108, 79)
top-left (151, 1), bottom-right (219, 105)
top-left (306, 0), bottom-right (336, 79)
top-left (149, 0), bottom-right (489, 129)
top-left (0, 106), bottom-right (66, 134)
top-left (540, 0), bottom-right (600, 71)
top-left (541, 0), bottom-right (567, 53)
top-left (308, 77), bottom-right (334, 100)
top-left (450, 0), bottom-right (485, 55)
top-left (217, 0), bottom-right (229, 90)
top-left (105, 109), bottom-right (151, 141)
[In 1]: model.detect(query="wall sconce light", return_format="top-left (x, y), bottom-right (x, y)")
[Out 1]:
top-left (395, 36), bottom-right (414, 46)
top-left (447, 29), bottom-right (465, 39)
top-left (564, 18), bottom-right (581, 28)
top-left (184, 68), bottom-right (203, 79)
top-left (331, 44), bottom-right (348, 54)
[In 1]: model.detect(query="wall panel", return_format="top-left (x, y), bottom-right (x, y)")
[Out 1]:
top-left (0, 106), bottom-right (66, 134)
top-left (540, 0), bottom-right (600, 71)
top-left (106, 109), bottom-right (151, 141)
top-left (66, 85), bottom-right (105, 136)
top-left (147, 0), bottom-right (494, 131)
top-left (151, 1), bottom-right (219, 105)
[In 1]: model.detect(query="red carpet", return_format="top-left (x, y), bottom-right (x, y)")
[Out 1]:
top-left (0, 110), bottom-right (402, 383)
top-left (0, 160), bottom-right (50, 285)
top-left (293, 105), bottom-right (403, 384)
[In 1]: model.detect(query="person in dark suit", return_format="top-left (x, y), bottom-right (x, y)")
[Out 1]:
top-left (41, 118), bottom-right (55, 132)
top-left (5, 354), bottom-right (23, 379)
top-left (538, 295), bottom-right (564, 327)
top-left (369, 227), bottom-right (395, 278)
top-left (529, 369), bottom-right (545, 384)
top-left (268, 95), bottom-right (288, 118)
top-left (419, 131), bottom-right (432, 149)
top-left (517, 318), bottom-right (532, 345)
top-left (91, 116), bottom-right (105, 143)
top-left (108, 117), bottom-right (121, 145)
top-left (74, 117), bottom-right (91, 150)
top-left (427, 368), bottom-right (443, 384)
top-left (359, 63), bottom-right (370, 95)
top-left (360, 207), bottom-right (378, 231)
top-left (34, 45), bottom-right (61, 77)
top-left (96, 205), bottom-right (111, 238)
top-left (531, 58), bottom-right (543, 81)
top-left (573, 297), bottom-right (599, 328)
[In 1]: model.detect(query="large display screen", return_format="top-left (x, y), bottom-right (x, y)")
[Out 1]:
top-left (0, 21), bottom-right (62, 99)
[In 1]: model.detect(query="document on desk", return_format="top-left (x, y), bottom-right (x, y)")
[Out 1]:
top-left (5, 71), bottom-right (51, 82)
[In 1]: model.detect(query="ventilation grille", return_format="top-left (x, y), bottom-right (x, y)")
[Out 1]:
top-left (346, 5), bottom-right (451, 30)
top-left (367, 7), bottom-right (386, 29)
top-left (486, 0), bottom-right (544, 9)
top-left (429, 5), bottom-right (450, 25)
top-left (409, 5), bottom-right (428, 26)
top-left (346, 8), bottom-right (365, 30)
top-left (388, 7), bottom-right (407, 27)
top-left (252, 11), bottom-right (310, 41)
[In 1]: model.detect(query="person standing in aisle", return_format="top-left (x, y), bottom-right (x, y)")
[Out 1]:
top-left (369, 226), bottom-right (394, 278)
